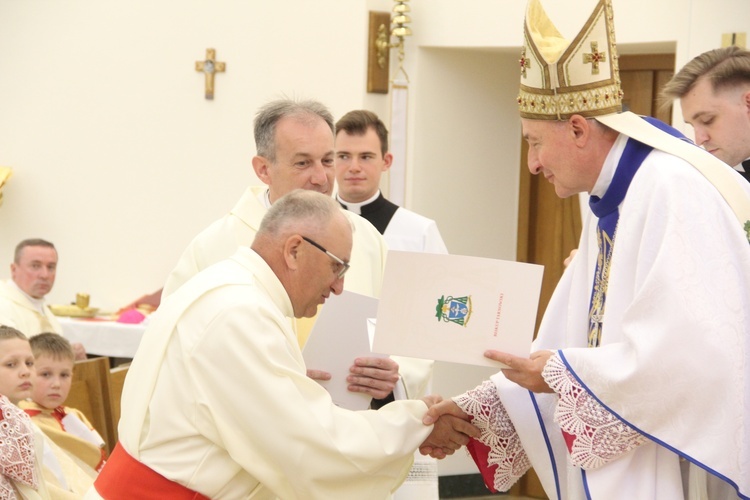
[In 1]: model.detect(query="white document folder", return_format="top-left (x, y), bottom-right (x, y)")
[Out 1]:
top-left (373, 251), bottom-right (544, 368)
top-left (302, 290), bottom-right (387, 410)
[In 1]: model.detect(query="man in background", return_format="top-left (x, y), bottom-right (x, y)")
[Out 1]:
top-left (162, 99), bottom-right (431, 406)
top-left (334, 109), bottom-right (447, 499)
top-left (335, 110), bottom-right (448, 254)
top-left (661, 45), bottom-right (750, 181)
top-left (0, 238), bottom-right (86, 360)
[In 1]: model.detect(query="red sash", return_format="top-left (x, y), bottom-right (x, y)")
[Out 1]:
top-left (94, 442), bottom-right (210, 500)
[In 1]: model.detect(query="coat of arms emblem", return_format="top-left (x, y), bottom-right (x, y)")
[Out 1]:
top-left (435, 295), bottom-right (472, 326)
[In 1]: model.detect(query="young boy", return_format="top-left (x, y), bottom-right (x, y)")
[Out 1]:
top-left (20, 333), bottom-right (106, 474)
top-left (0, 324), bottom-right (48, 499)
top-left (0, 326), bottom-right (96, 499)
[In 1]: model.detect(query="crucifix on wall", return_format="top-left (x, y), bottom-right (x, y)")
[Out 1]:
top-left (195, 48), bottom-right (226, 100)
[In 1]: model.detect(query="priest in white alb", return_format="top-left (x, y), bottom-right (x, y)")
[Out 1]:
top-left (161, 99), bottom-right (432, 405)
top-left (88, 190), bottom-right (477, 499)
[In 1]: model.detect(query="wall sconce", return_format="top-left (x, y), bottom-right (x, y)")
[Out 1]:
top-left (367, 1), bottom-right (413, 93)
top-left (721, 32), bottom-right (747, 49)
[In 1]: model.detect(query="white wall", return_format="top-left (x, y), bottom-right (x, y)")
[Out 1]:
top-left (410, 48), bottom-right (520, 260)
top-left (4, 0), bottom-right (745, 313)
top-left (0, 0), bottom-right (391, 309)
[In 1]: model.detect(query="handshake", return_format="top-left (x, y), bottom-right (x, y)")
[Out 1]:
top-left (418, 396), bottom-right (480, 459)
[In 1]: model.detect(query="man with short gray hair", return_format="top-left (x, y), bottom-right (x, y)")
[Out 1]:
top-left (162, 98), bottom-right (433, 407)
top-left (91, 189), bottom-right (477, 499)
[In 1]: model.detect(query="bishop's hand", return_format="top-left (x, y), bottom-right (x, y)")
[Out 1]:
top-left (419, 398), bottom-right (480, 459)
top-left (486, 350), bottom-right (554, 393)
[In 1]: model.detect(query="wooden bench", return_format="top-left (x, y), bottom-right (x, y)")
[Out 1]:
top-left (65, 357), bottom-right (131, 453)
top-left (66, 356), bottom-right (113, 452)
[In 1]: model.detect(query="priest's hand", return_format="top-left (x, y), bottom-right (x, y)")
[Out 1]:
top-left (564, 248), bottom-right (578, 267)
top-left (306, 369), bottom-right (331, 381)
top-left (72, 342), bottom-right (87, 361)
top-left (346, 356), bottom-right (399, 400)
top-left (419, 399), bottom-right (480, 459)
top-left (119, 289), bottom-right (162, 313)
top-left (486, 350), bottom-right (554, 393)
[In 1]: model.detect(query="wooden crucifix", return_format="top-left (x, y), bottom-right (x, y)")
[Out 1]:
top-left (195, 48), bottom-right (226, 100)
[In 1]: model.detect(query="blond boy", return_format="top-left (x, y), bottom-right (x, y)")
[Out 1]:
top-left (20, 333), bottom-right (106, 473)
top-left (0, 325), bottom-right (94, 499)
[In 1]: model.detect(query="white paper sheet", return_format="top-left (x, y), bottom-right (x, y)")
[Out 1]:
top-left (302, 290), bottom-right (387, 410)
top-left (373, 251), bottom-right (544, 368)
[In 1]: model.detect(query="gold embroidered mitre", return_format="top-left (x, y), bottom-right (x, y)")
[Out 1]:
top-left (518, 0), bottom-right (623, 120)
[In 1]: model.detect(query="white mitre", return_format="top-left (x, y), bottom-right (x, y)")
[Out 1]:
top-left (517, 0), bottom-right (623, 120)
top-left (517, 0), bottom-right (750, 230)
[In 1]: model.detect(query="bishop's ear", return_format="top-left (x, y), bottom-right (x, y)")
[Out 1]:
top-left (569, 114), bottom-right (590, 144)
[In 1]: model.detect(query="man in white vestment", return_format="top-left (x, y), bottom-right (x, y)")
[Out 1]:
top-left (662, 46), bottom-right (750, 184)
top-left (334, 109), bottom-right (446, 499)
top-left (422, 1), bottom-right (750, 499)
top-left (0, 239), bottom-right (86, 360)
top-left (88, 190), bottom-right (477, 499)
top-left (161, 99), bottom-right (431, 406)
top-left (565, 47), bottom-right (750, 269)
top-left (334, 109), bottom-right (448, 254)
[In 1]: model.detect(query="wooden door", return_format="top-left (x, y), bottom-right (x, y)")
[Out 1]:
top-left (511, 52), bottom-right (674, 499)
top-left (619, 53), bottom-right (675, 124)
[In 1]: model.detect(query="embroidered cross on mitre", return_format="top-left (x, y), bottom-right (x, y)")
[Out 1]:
top-left (583, 41), bottom-right (607, 75)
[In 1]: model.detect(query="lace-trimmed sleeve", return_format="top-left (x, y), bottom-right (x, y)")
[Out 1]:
top-left (542, 353), bottom-right (648, 470)
top-left (0, 395), bottom-right (38, 498)
top-left (452, 380), bottom-right (531, 492)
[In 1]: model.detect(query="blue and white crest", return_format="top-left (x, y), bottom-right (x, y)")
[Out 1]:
top-left (435, 295), bottom-right (473, 326)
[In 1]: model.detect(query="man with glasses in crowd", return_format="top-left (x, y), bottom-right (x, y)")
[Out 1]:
top-left (91, 189), bottom-right (478, 499)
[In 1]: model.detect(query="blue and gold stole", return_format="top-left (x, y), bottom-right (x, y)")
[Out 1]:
top-left (587, 117), bottom-right (689, 347)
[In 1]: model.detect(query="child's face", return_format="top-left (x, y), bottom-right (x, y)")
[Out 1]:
top-left (0, 338), bottom-right (35, 404)
top-left (31, 354), bottom-right (73, 410)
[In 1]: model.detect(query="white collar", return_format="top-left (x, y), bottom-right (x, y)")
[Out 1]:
top-left (258, 188), bottom-right (272, 209)
top-left (8, 280), bottom-right (47, 315)
top-left (590, 134), bottom-right (628, 199)
top-left (735, 158), bottom-right (750, 172)
top-left (336, 190), bottom-right (380, 215)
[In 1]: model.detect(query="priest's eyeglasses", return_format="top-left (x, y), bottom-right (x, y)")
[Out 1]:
top-left (301, 236), bottom-right (350, 279)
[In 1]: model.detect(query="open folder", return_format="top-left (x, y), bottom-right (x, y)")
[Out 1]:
top-left (372, 251), bottom-right (544, 368)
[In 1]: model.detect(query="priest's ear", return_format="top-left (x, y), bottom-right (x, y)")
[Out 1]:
top-left (252, 155), bottom-right (272, 185)
top-left (282, 234), bottom-right (303, 272)
top-left (382, 152), bottom-right (394, 172)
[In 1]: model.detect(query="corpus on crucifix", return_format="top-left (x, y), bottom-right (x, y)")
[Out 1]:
top-left (195, 48), bottom-right (226, 100)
